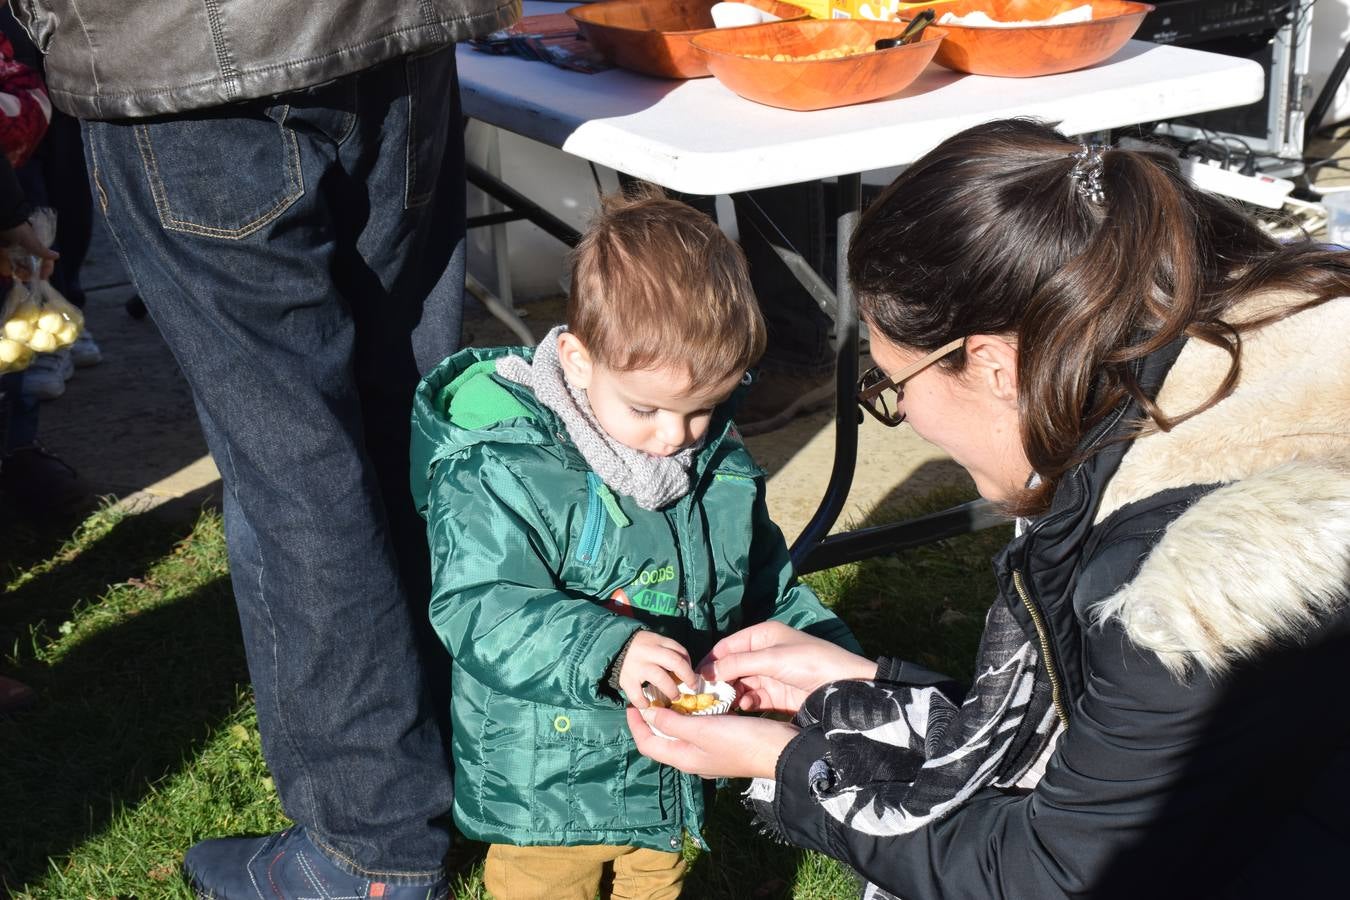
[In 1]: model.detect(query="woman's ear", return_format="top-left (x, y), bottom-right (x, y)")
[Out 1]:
top-left (557, 331), bottom-right (594, 390)
top-left (963, 334), bottom-right (1019, 406)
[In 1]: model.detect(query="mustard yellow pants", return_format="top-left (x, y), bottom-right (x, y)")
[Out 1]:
top-left (484, 843), bottom-right (686, 900)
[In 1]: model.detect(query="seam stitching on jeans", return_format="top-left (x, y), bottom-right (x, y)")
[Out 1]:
top-left (132, 124), bottom-right (171, 222)
top-left (335, 81), bottom-right (359, 148)
top-left (85, 124), bottom-right (109, 214)
top-left (314, 830), bottom-right (448, 882)
top-left (139, 112), bottom-right (305, 239)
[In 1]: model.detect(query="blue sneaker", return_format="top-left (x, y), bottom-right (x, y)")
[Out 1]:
top-left (183, 826), bottom-right (448, 900)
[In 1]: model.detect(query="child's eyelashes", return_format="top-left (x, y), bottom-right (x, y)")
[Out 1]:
top-left (629, 407), bottom-right (658, 419)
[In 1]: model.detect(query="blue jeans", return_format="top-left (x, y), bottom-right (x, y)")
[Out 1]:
top-left (83, 48), bottom-right (461, 878)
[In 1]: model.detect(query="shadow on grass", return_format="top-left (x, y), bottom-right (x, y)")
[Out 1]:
top-left (1, 490), bottom-right (219, 663)
top-left (0, 499), bottom-right (108, 584)
top-left (0, 571), bottom-right (247, 892)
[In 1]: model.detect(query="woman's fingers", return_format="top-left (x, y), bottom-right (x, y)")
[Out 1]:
top-left (706, 647), bottom-right (787, 685)
top-left (625, 706), bottom-right (799, 779)
top-left (709, 620), bottom-right (795, 660)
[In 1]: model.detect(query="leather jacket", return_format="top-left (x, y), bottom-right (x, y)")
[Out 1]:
top-left (9, 0), bottom-right (520, 119)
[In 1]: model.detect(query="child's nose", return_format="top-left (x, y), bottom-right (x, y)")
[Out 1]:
top-left (657, 415), bottom-right (692, 448)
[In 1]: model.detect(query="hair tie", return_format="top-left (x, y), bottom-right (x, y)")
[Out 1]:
top-left (1069, 144), bottom-right (1107, 205)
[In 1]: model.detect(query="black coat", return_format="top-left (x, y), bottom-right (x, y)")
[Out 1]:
top-left (771, 297), bottom-right (1350, 898)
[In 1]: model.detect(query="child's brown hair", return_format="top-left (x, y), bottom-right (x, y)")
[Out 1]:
top-left (567, 186), bottom-right (766, 385)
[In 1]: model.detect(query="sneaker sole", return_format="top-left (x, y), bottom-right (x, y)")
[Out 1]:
top-left (738, 381), bottom-right (836, 437)
top-left (184, 871), bottom-right (219, 900)
top-left (20, 383), bottom-right (65, 401)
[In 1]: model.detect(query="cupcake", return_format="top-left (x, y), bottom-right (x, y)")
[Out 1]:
top-left (644, 678), bottom-right (736, 739)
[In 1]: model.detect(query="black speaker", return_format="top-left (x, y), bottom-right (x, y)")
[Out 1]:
top-left (1141, 0), bottom-right (1309, 161)
top-left (1137, 0), bottom-right (1291, 45)
top-left (1176, 32), bottom-right (1281, 142)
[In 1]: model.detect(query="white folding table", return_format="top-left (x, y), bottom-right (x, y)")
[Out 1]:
top-left (458, 3), bottom-right (1266, 569)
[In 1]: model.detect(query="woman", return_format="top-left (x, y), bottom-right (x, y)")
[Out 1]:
top-left (628, 118), bottom-right (1350, 898)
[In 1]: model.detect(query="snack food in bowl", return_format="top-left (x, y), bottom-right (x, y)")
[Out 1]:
top-left (690, 18), bottom-right (946, 111)
top-left (929, 0), bottom-right (1154, 77)
top-left (568, 0), bottom-right (811, 79)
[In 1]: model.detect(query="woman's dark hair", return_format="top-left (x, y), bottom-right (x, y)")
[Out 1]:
top-left (850, 118), bottom-right (1349, 516)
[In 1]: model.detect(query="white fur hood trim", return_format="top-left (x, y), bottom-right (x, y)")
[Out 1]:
top-left (1092, 462), bottom-right (1350, 675)
top-left (1090, 296), bottom-right (1350, 675)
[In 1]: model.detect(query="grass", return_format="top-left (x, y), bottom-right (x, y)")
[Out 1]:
top-left (0, 486), bottom-right (1010, 899)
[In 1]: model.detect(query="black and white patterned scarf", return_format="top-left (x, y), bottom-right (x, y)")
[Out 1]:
top-left (745, 596), bottom-right (1059, 899)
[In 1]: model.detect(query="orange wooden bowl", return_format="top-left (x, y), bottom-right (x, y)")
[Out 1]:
top-left (568, 0), bottom-right (811, 79)
top-left (690, 19), bottom-right (946, 112)
top-left (931, 0), bottom-right (1154, 77)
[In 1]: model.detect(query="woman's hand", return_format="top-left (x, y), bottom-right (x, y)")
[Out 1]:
top-left (619, 630), bottom-right (697, 710)
top-left (701, 621), bottom-right (879, 714)
top-left (626, 705), bottom-right (798, 779)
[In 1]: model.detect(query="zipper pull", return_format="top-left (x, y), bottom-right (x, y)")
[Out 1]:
top-left (594, 480), bottom-right (631, 528)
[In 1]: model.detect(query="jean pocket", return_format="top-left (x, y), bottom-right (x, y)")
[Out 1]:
top-left (403, 47), bottom-right (453, 210)
top-left (132, 104), bottom-right (303, 239)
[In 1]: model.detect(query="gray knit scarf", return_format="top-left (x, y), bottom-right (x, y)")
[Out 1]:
top-left (495, 326), bottom-right (700, 511)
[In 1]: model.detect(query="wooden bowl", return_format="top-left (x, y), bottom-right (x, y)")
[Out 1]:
top-left (690, 19), bottom-right (946, 111)
top-left (931, 0), bottom-right (1154, 77)
top-left (568, 0), bottom-right (811, 79)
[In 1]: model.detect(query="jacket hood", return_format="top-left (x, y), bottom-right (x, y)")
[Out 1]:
top-left (410, 345), bottom-right (755, 516)
top-left (1092, 294), bottom-right (1350, 675)
top-left (411, 345), bottom-right (554, 515)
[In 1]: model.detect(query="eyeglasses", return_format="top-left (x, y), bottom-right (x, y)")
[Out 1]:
top-left (857, 337), bottom-right (966, 427)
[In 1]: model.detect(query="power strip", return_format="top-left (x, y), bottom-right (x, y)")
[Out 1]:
top-left (1179, 159), bottom-right (1295, 210)
top-left (1113, 136), bottom-right (1294, 209)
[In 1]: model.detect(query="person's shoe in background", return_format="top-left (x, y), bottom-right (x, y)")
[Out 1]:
top-left (69, 329), bottom-right (102, 368)
top-left (183, 827), bottom-right (449, 900)
top-left (0, 675), bottom-right (35, 716)
top-left (19, 349), bottom-right (73, 400)
top-left (736, 370), bottom-right (836, 437)
top-left (0, 443), bottom-right (95, 520)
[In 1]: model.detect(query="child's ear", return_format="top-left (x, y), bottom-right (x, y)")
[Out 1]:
top-left (964, 334), bottom-right (1019, 407)
top-left (557, 331), bottom-right (594, 390)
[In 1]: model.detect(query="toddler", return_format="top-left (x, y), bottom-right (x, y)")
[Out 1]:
top-left (412, 189), bottom-right (859, 899)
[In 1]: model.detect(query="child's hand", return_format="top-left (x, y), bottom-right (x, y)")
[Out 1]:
top-left (619, 631), bottom-right (697, 709)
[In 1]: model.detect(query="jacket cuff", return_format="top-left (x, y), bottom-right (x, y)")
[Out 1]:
top-left (771, 725), bottom-right (845, 859)
top-left (603, 630), bottom-right (642, 699)
top-left (569, 615), bottom-right (642, 707)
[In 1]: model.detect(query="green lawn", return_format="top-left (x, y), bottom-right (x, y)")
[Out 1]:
top-left (1, 488), bottom-right (1008, 899)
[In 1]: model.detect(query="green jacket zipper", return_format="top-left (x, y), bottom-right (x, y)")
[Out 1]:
top-left (576, 472), bottom-right (607, 563)
top-left (1012, 568), bottom-right (1069, 730)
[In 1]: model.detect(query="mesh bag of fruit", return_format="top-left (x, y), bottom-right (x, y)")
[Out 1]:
top-left (0, 208), bottom-right (81, 372)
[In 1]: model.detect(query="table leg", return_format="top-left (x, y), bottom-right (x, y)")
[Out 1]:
top-left (788, 173), bottom-right (861, 568)
top-left (461, 155), bottom-right (1000, 572)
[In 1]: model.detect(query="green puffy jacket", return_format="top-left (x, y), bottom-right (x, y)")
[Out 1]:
top-left (411, 346), bottom-right (859, 851)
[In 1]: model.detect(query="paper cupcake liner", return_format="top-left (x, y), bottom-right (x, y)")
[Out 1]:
top-left (644, 679), bottom-right (737, 739)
